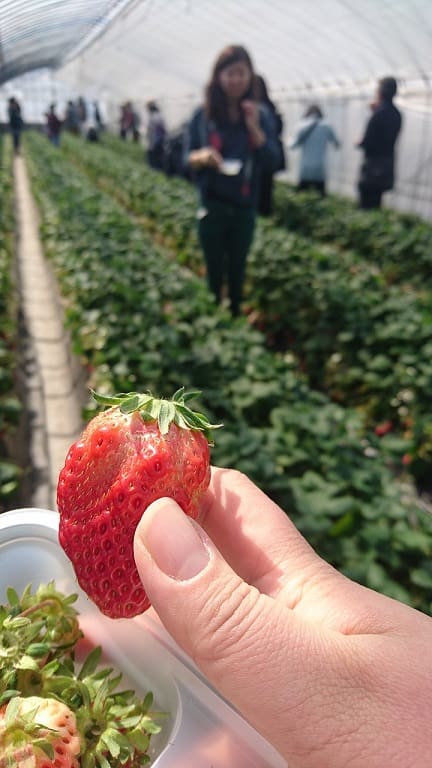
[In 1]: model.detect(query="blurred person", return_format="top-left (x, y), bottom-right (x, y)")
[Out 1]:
top-left (357, 76), bottom-right (402, 210)
top-left (86, 122), bottom-right (100, 143)
top-left (255, 73), bottom-right (286, 215)
top-left (185, 44), bottom-right (280, 316)
top-left (8, 96), bottom-right (23, 153)
top-left (146, 101), bottom-right (166, 168)
top-left (82, 102), bottom-right (104, 143)
top-left (93, 101), bottom-right (104, 131)
top-left (165, 123), bottom-right (191, 180)
top-left (119, 103), bottom-right (128, 139)
top-left (45, 103), bottom-right (62, 147)
top-left (134, 465), bottom-right (432, 768)
top-left (65, 100), bottom-right (80, 134)
top-left (120, 101), bottom-right (137, 140)
top-left (132, 106), bottom-right (141, 142)
top-left (290, 104), bottom-right (340, 195)
top-left (77, 96), bottom-right (87, 131)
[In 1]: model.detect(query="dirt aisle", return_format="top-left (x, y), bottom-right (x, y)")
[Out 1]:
top-left (14, 153), bottom-right (84, 511)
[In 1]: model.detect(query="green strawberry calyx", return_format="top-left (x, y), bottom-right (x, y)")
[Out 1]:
top-left (91, 387), bottom-right (223, 444)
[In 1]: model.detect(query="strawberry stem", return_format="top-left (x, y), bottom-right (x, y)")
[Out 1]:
top-left (19, 599), bottom-right (61, 618)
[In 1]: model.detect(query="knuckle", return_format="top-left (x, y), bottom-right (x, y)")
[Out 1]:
top-left (191, 577), bottom-right (262, 669)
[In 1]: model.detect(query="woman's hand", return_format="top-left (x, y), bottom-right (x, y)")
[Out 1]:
top-left (188, 146), bottom-right (223, 170)
top-left (134, 466), bottom-right (432, 768)
top-left (242, 99), bottom-right (265, 146)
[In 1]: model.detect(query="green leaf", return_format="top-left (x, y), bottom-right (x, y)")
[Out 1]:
top-left (119, 393), bottom-right (141, 413)
top-left (91, 390), bottom-right (125, 406)
top-left (5, 696), bottom-right (21, 725)
top-left (157, 400), bottom-right (176, 434)
top-left (142, 691), bottom-right (153, 710)
top-left (410, 567), bottom-right (432, 589)
top-left (95, 754), bottom-right (111, 768)
top-left (16, 655), bottom-right (39, 670)
top-left (172, 387), bottom-right (186, 402)
top-left (34, 739), bottom-right (55, 759)
top-left (6, 587), bottom-right (20, 607)
top-left (128, 728), bottom-right (150, 751)
top-left (182, 390), bottom-right (202, 403)
top-left (78, 646), bottom-right (102, 680)
top-left (3, 615), bottom-right (31, 630)
top-left (329, 511), bottom-right (355, 537)
top-left (100, 730), bottom-right (121, 759)
top-left (141, 718), bottom-right (162, 734)
top-left (0, 690), bottom-right (20, 707)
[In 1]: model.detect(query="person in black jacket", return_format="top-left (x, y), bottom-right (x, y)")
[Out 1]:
top-left (186, 45), bottom-right (280, 316)
top-left (357, 76), bottom-right (402, 210)
top-left (8, 97), bottom-right (23, 153)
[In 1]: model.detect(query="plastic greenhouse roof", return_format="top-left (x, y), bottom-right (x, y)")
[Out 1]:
top-left (0, 0), bottom-right (134, 84)
top-left (2, 1), bottom-right (432, 101)
top-left (59, 0), bottom-right (432, 101)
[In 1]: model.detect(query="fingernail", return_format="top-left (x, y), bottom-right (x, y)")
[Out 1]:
top-left (137, 498), bottom-right (210, 580)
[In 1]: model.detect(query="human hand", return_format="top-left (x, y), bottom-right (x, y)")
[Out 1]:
top-left (241, 99), bottom-right (265, 146)
top-left (189, 146), bottom-right (223, 170)
top-left (134, 467), bottom-right (432, 768)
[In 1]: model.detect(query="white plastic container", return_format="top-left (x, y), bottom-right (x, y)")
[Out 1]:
top-left (0, 508), bottom-right (287, 768)
top-left (220, 159), bottom-right (242, 175)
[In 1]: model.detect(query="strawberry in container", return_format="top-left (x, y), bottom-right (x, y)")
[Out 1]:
top-left (0, 583), bottom-right (162, 768)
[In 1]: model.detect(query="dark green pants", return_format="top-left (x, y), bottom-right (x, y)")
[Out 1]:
top-left (198, 199), bottom-right (255, 316)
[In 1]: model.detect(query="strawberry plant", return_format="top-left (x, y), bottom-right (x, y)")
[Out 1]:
top-left (0, 134), bottom-right (22, 512)
top-left (60, 133), bottom-right (201, 271)
top-left (272, 183), bottom-right (432, 285)
top-left (247, 221), bottom-right (432, 483)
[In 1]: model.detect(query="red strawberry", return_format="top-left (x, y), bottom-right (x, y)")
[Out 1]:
top-left (0, 696), bottom-right (81, 768)
top-left (374, 420), bottom-right (393, 437)
top-left (57, 388), bottom-right (220, 619)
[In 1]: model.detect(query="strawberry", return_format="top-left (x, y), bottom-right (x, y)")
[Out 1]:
top-left (0, 696), bottom-right (81, 768)
top-left (57, 388), bottom-right (221, 619)
top-left (374, 420), bottom-right (393, 437)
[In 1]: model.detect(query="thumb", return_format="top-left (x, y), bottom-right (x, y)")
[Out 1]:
top-left (134, 498), bottom-right (342, 761)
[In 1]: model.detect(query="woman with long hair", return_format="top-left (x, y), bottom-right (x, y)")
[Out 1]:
top-left (186, 44), bottom-right (280, 316)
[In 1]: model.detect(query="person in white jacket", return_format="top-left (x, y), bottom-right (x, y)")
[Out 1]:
top-left (290, 104), bottom-right (340, 195)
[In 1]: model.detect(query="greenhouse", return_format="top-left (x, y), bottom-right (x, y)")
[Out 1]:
top-left (0, 2), bottom-right (432, 767)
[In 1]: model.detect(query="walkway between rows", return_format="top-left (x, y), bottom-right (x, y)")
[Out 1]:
top-left (14, 154), bottom-right (84, 511)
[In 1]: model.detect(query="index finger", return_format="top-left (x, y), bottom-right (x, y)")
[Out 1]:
top-left (198, 466), bottom-right (323, 595)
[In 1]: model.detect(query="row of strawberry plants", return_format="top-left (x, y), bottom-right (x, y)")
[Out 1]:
top-left (61, 133), bottom-right (199, 261)
top-left (58, 133), bottom-right (432, 488)
top-left (248, 222), bottom-right (432, 488)
top-left (24, 130), bottom-right (432, 612)
top-left (0, 134), bottom-right (22, 510)
top-left (70, 133), bottom-right (432, 288)
top-left (272, 183), bottom-right (432, 286)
